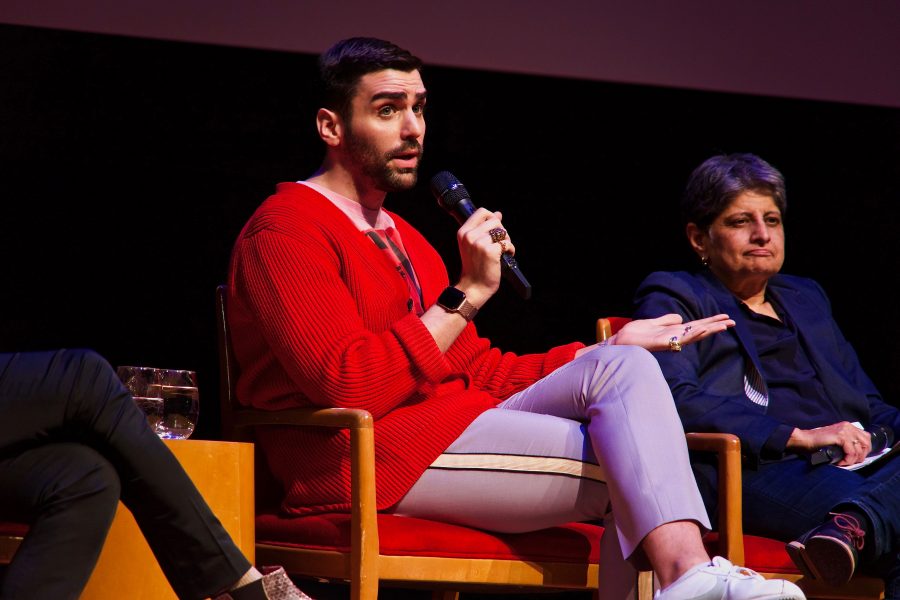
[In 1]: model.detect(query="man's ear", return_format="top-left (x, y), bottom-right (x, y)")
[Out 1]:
top-left (316, 108), bottom-right (343, 147)
top-left (686, 222), bottom-right (707, 258)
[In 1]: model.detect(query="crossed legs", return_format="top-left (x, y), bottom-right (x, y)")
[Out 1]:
top-left (391, 345), bottom-right (712, 592)
top-left (0, 349), bottom-right (250, 599)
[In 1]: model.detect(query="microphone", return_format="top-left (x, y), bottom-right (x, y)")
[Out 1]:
top-left (809, 424), bottom-right (894, 466)
top-left (429, 171), bottom-right (532, 300)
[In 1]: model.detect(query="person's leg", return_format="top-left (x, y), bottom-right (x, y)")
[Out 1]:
top-left (0, 443), bottom-right (120, 600)
top-left (825, 455), bottom-right (900, 599)
top-left (845, 454), bottom-right (900, 562)
top-left (394, 346), bottom-right (803, 598)
top-left (390, 404), bottom-right (641, 599)
top-left (743, 454), bottom-right (900, 595)
top-left (741, 458), bottom-right (866, 543)
top-left (0, 350), bottom-right (252, 599)
top-left (497, 345), bottom-right (711, 567)
top-left (391, 406), bottom-right (610, 528)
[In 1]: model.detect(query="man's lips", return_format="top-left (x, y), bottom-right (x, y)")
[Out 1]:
top-left (390, 152), bottom-right (420, 167)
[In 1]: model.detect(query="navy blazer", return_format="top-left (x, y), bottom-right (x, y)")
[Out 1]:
top-left (633, 270), bottom-right (900, 465)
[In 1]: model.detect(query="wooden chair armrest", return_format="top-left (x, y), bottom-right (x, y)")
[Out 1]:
top-left (685, 432), bottom-right (745, 564)
top-left (233, 406), bottom-right (379, 580)
top-left (232, 406), bottom-right (373, 430)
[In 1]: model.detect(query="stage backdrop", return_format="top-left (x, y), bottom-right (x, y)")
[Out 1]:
top-left (2, 23), bottom-right (899, 440)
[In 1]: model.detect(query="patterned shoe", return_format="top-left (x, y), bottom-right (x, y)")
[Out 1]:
top-left (655, 556), bottom-right (805, 600)
top-left (786, 512), bottom-right (865, 587)
top-left (213, 567), bottom-right (313, 600)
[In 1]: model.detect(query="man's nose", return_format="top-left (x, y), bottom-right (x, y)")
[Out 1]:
top-left (401, 110), bottom-right (424, 138)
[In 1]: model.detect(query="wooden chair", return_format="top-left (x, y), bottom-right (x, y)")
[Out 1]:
top-left (216, 284), bottom-right (659, 600)
top-left (597, 317), bottom-right (885, 600)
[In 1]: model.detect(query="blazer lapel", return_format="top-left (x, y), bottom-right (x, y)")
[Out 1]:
top-left (698, 271), bottom-right (770, 405)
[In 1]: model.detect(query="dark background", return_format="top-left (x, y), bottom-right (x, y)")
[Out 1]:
top-left (3, 20), bottom-right (900, 600)
top-left (2, 22), bottom-right (900, 444)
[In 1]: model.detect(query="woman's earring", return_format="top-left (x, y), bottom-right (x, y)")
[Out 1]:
top-left (701, 256), bottom-right (709, 266)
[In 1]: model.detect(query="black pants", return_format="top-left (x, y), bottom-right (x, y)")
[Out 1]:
top-left (0, 349), bottom-right (250, 599)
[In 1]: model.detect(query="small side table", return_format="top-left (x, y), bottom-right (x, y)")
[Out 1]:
top-left (79, 439), bottom-right (255, 599)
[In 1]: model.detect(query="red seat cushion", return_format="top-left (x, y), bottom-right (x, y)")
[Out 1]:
top-left (702, 533), bottom-right (801, 575)
top-left (743, 534), bottom-right (802, 574)
top-left (0, 522), bottom-right (28, 537)
top-left (256, 512), bottom-right (602, 563)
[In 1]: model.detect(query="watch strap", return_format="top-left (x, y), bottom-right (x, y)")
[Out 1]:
top-left (437, 286), bottom-right (479, 321)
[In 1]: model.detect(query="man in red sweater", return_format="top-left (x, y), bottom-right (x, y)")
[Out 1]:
top-left (226, 37), bottom-right (804, 600)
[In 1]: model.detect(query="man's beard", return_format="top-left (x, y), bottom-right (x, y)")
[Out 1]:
top-left (345, 131), bottom-right (423, 193)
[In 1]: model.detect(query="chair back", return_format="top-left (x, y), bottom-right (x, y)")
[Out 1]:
top-left (215, 284), bottom-right (251, 443)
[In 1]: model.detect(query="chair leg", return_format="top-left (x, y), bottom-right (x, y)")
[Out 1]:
top-left (637, 570), bottom-right (655, 600)
top-left (351, 576), bottom-right (379, 600)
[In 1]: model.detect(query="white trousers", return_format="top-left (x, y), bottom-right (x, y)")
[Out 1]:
top-left (390, 345), bottom-right (710, 595)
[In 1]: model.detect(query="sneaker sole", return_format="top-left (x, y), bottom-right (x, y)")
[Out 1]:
top-left (786, 536), bottom-right (855, 587)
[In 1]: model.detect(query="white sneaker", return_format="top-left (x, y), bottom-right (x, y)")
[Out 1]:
top-left (655, 556), bottom-right (805, 600)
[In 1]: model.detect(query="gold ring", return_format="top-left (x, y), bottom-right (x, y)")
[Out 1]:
top-left (668, 336), bottom-right (682, 352)
top-left (499, 240), bottom-right (508, 254)
top-left (489, 227), bottom-right (507, 243)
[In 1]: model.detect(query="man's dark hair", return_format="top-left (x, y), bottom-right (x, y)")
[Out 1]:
top-left (682, 153), bottom-right (787, 230)
top-left (318, 37), bottom-right (423, 120)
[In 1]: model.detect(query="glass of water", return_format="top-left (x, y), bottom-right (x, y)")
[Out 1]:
top-left (154, 383), bottom-right (200, 439)
top-left (116, 365), bottom-right (165, 433)
top-left (117, 366), bottom-right (199, 439)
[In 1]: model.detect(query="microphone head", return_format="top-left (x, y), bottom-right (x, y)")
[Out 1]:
top-left (430, 171), bottom-right (471, 212)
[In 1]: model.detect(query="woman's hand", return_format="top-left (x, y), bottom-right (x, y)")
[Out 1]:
top-left (787, 422), bottom-right (872, 466)
top-left (609, 313), bottom-right (735, 352)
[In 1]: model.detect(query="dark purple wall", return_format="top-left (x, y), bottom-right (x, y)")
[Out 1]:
top-left (2, 1), bottom-right (900, 108)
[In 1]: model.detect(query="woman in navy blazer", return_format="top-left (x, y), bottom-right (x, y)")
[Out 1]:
top-left (633, 153), bottom-right (900, 596)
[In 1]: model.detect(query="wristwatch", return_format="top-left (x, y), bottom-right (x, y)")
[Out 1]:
top-left (436, 286), bottom-right (478, 321)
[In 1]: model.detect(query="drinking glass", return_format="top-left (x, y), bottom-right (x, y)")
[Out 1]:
top-left (116, 366), bottom-right (199, 439)
top-left (155, 383), bottom-right (200, 439)
top-left (116, 365), bottom-right (165, 432)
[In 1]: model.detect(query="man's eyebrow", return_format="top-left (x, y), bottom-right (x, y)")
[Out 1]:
top-left (370, 91), bottom-right (428, 102)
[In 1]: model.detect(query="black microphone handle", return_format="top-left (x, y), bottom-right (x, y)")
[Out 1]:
top-left (448, 197), bottom-right (477, 223)
top-left (809, 426), bottom-right (894, 466)
top-left (433, 175), bottom-right (532, 300)
top-left (500, 253), bottom-right (532, 300)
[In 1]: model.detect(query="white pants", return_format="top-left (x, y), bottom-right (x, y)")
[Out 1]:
top-left (390, 345), bottom-right (710, 594)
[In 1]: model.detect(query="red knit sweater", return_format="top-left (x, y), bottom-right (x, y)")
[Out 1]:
top-left (227, 183), bottom-right (582, 515)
